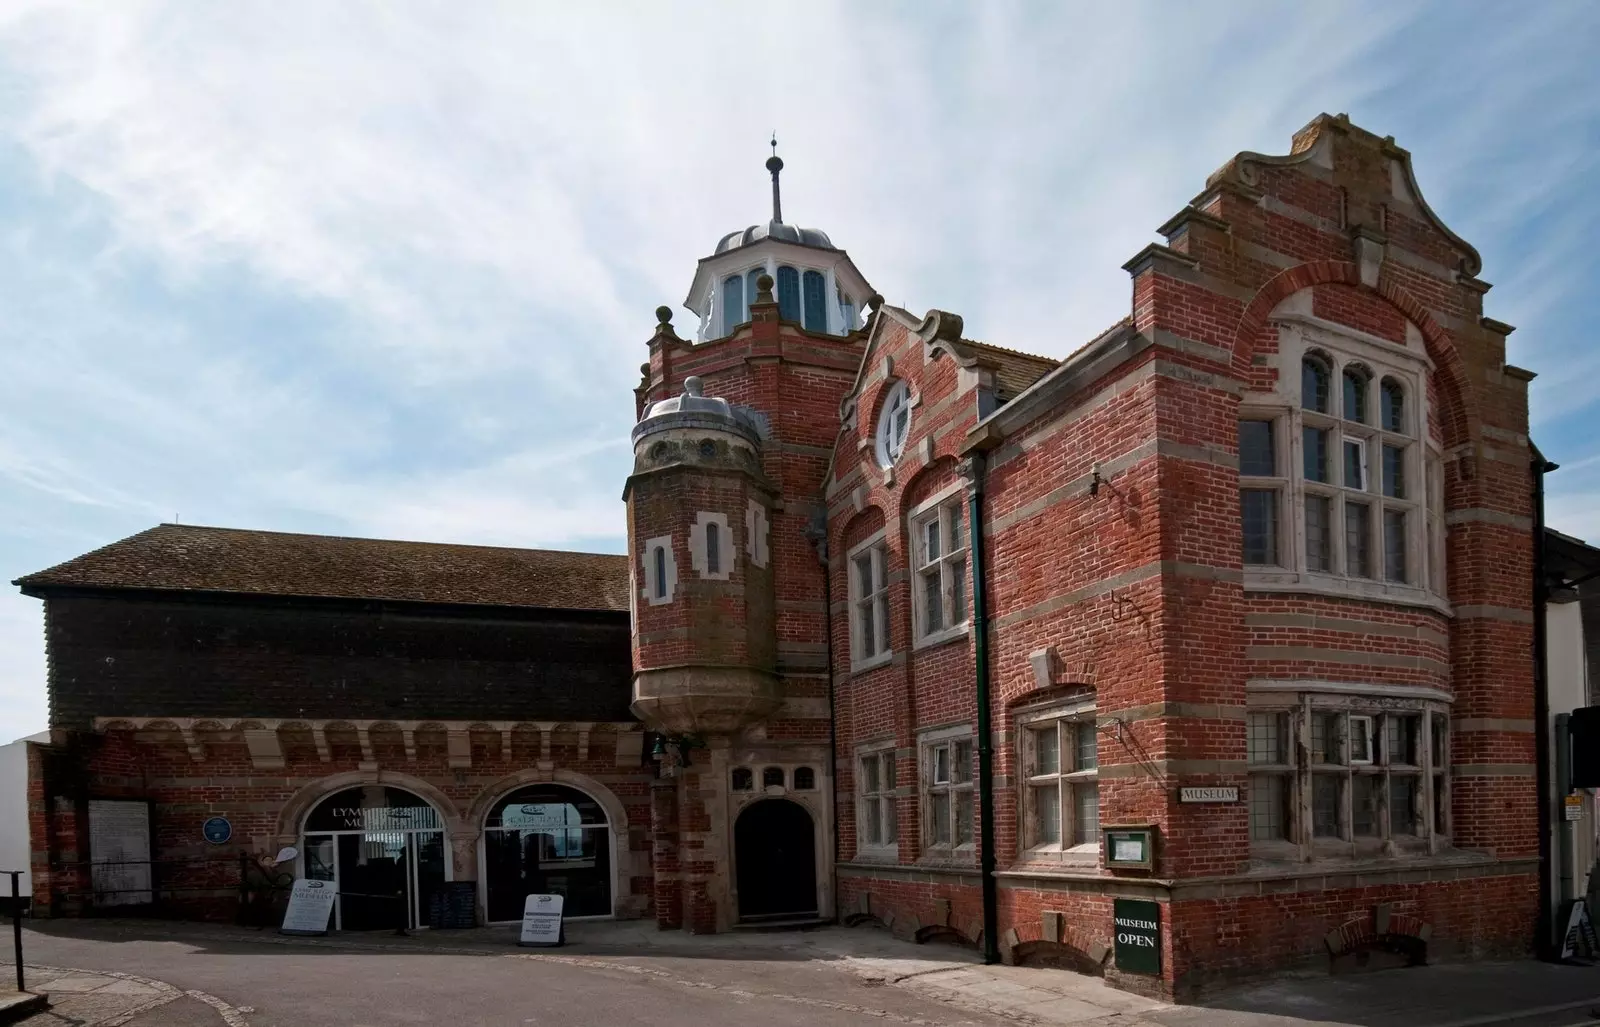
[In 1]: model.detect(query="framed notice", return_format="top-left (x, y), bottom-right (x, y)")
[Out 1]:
top-left (519, 893), bottom-right (565, 947)
top-left (1102, 824), bottom-right (1157, 871)
top-left (1113, 898), bottom-right (1161, 975)
top-left (88, 800), bottom-right (153, 907)
top-left (280, 879), bottom-right (338, 936)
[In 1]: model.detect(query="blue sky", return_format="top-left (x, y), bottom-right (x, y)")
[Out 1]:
top-left (0, 1), bottom-right (1596, 742)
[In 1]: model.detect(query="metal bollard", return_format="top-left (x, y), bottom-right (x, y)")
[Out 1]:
top-left (9, 872), bottom-right (22, 992)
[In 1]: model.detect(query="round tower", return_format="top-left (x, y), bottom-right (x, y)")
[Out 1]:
top-left (625, 367), bottom-right (778, 735)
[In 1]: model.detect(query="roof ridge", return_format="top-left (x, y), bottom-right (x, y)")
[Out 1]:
top-left (139, 522), bottom-right (626, 561)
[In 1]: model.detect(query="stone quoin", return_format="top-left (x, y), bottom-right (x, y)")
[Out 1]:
top-left (16, 113), bottom-right (1539, 1000)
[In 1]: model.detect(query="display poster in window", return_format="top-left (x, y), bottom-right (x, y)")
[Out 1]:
top-left (519, 893), bottom-right (565, 947)
top-left (280, 878), bottom-right (338, 936)
top-left (88, 800), bottom-right (152, 906)
top-left (1113, 898), bottom-right (1161, 975)
top-left (499, 803), bottom-right (581, 832)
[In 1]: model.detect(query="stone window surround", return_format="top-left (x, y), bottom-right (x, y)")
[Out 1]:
top-left (1246, 680), bottom-right (1451, 864)
top-left (875, 378), bottom-right (914, 470)
top-left (846, 529), bottom-right (892, 672)
top-left (855, 742), bottom-right (900, 863)
top-left (906, 482), bottom-right (971, 651)
top-left (689, 511), bottom-right (733, 581)
top-left (641, 534), bottom-right (678, 606)
top-left (1240, 307), bottom-right (1448, 614)
top-left (1013, 696), bottom-right (1099, 866)
top-left (918, 723), bottom-right (975, 863)
top-left (745, 500), bottom-right (770, 569)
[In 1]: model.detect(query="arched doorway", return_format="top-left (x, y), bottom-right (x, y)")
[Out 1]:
top-left (734, 799), bottom-right (817, 923)
top-left (482, 783), bottom-right (613, 923)
top-left (301, 785), bottom-right (448, 931)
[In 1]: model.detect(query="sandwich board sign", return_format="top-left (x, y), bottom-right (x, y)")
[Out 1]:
top-left (519, 893), bottom-right (565, 947)
top-left (280, 878), bottom-right (338, 936)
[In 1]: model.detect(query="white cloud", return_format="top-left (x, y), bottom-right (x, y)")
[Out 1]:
top-left (0, 0), bottom-right (1597, 741)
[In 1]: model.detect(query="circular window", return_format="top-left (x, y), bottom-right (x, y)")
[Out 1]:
top-left (874, 380), bottom-right (912, 468)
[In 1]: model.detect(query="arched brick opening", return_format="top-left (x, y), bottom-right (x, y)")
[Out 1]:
top-left (914, 923), bottom-right (974, 949)
top-left (1229, 260), bottom-right (1478, 449)
top-left (1012, 939), bottom-right (1107, 976)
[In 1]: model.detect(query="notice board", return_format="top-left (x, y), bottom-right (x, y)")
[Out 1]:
top-left (87, 800), bottom-right (152, 907)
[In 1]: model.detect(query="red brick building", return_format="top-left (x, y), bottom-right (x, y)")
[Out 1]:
top-left (18, 112), bottom-right (1539, 998)
top-left (16, 526), bottom-right (655, 931)
top-left (627, 113), bottom-right (1537, 996)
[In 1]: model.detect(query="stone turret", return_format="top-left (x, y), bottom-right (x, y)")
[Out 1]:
top-left (624, 368), bottom-right (778, 735)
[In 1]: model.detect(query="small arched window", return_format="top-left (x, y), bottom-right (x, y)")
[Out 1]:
top-left (794, 767), bottom-right (816, 790)
top-left (802, 270), bottom-right (827, 332)
top-left (1302, 355), bottom-right (1331, 413)
top-left (653, 546), bottom-right (667, 599)
top-left (776, 265), bottom-right (801, 322)
top-left (731, 767), bottom-right (753, 791)
top-left (706, 522), bottom-right (721, 575)
top-left (722, 274), bottom-right (745, 333)
top-left (762, 767), bottom-right (785, 788)
top-left (1381, 378), bottom-right (1405, 433)
top-left (1343, 367), bottom-right (1368, 423)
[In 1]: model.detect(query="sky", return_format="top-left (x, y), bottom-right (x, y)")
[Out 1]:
top-left (0, 1), bottom-right (1596, 743)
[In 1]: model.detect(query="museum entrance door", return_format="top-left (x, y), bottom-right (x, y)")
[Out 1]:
top-left (301, 786), bottom-right (447, 931)
top-left (734, 799), bottom-right (817, 923)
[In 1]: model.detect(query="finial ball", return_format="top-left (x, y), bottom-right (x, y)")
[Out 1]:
top-left (866, 293), bottom-right (884, 310)
top-left (683, 376), bottom-right (705, 398)
top-left (655, 305), bottom-right (673, 325)
top-left (766, 155), bottom-right (784, 173)
top-left (756, 273), bottom-right (774, 292)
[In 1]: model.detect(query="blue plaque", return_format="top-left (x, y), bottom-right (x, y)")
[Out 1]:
top-left (202, 816), bottom-right (232, 844)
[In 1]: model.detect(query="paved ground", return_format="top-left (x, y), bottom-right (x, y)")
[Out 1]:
top-left (0, 918), bottom-right (1596, 1027)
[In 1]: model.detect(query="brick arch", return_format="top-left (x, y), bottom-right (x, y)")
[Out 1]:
top-left (1006, 919), bottom-right (1111, 974)
top-left (899, 457), bottom-right (963, 513)
top-left (1230, 260), bottom-right (1476, 447)
top-left (273, 770), bottom-right (466, 843)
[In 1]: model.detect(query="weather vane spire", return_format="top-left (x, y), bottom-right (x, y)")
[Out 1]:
top-left (765, 132), bottom-right (784, 224)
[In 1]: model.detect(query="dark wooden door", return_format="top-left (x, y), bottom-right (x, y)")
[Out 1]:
top-left (734, 800), bottom-right (817, 921)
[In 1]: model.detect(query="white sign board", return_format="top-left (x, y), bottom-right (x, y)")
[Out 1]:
top-left (88, 800), bottom-right (152, 906)
top-left (1112, 836), bottom-right (1146, 863)
top-left (500, 803), bottom-right (581, 832)
top-left (519, 893), bottom-right (565, 947)
top-left (1565, 794), bottom-right (1584, 822)
top-left (1179, 787), bottom-right (1239, 804)
top-left (280, 878), bottom-right (338, 936)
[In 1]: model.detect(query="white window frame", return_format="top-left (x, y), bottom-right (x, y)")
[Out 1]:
top-left (689, 511), bottom-right (732, 581)
top-left (875, 380), bottom-right (913, 469)
top-left (855, 744), bottom-right (899, 861)
top-left (1015, 698), bottom-right (1099, 863)
top-left (919, 725), bottom-right (975, 859)
top-left (847, 531), bottom-right (891, 672)
top-left (908, 485), bottom-right (970, 649)
top-left (1247, 685), bottom-right (1450, 862)
top-left (1240, 312), bottom-right (1446, 611)
top-left (641, 534), bottom-right (677, 606)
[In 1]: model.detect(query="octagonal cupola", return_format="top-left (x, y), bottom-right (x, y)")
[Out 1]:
top-left (686, 142), bottom-right (874, 342)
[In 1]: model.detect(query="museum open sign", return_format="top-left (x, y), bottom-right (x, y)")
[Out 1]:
top-left (1113, 898), bottom-right (1161, 975)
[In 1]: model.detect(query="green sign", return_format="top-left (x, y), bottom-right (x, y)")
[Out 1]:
top-left (1113, 898), bottom-right (1161, 975)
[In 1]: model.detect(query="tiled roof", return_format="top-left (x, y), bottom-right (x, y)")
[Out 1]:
top-left (14, 524), bottom-right (630, 613)
top-left (961, 339), bottom-right (1060, 399)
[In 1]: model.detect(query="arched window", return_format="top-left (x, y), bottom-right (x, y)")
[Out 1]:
top-left (1381, 378), bottom-right (1405, 433)
top-left (1302, 355), bottom-right (1331, 413)
top-left (705, 522), bottom-right (721, 575)
top-left (763, 767), bottom-right (785, 788)
top-left (1343, 367), bottom-right (1368, 423)
top-left (874, 380), bottom-right (913, 468)
top-left (482, 783), bottom-right (611, 921)
top-left (731, 767), bottom-right (754, 791)
top-left (722, 274), bottom-right (745, 334)
top-left (794, 767), bottom-right (816, 790)
top-left (776, 265), bottom-right (801, 322)
top-left (1242, 336), bottom-right (1437, 593)
top-left (838, 283), bottom-right (857, 334)
top-left (301, 786), bottom-right (446, 931)
top-left (802, 270), bottom-right (827, 332)
top-left (653, 546), bottom-right (667, 599)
